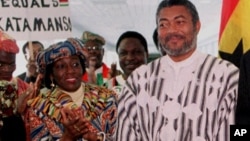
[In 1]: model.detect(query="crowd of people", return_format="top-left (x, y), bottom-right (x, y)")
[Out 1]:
top-left (0, 0), bottom-right (249, 141)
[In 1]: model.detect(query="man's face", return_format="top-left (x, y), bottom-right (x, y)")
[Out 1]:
top-left (25, 43), bottom-right (44, 76)
top-left (118, 38), bottom-right (148, 77)
top-left (157, 6), bottom-right (200, 58)
top-left (0, 51), bottom-right (16, 81)
top-left (84, 40), bottom-right (104, 69)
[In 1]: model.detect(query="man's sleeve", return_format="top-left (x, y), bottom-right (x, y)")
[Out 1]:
top-left (114, 75), bottom-right (141, 141)
top-left (218, 62), bottom-right (239, 141)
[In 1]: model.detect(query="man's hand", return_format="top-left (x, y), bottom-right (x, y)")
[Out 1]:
top-left (17, 74), bottom-right (43, 114)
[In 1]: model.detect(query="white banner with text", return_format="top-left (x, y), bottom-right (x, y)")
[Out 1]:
top-left (0, 0), bottom-right (72, 40)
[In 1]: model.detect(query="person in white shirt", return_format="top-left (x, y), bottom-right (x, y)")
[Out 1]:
top-left (115, 0), bottom-right (239, 141)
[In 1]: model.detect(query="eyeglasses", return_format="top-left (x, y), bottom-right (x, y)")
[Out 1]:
top-left (0, 62), bottom-right (16, 70)
top-left (86, 46), bottom-right (102, 51)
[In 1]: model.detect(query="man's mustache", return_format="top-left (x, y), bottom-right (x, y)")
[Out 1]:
top-left (165, 33), bottom-right (185, 42)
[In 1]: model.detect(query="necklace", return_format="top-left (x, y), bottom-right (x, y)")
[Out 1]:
top-left (0, 79), bottom-right (18, 128)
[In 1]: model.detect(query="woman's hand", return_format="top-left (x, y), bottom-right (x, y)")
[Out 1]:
top-left (75, 108), bottom-right (101, 141)
top-left (60, 107), bottom-right (100, 141)
top-left (60, 107), bottom-right (87, 140)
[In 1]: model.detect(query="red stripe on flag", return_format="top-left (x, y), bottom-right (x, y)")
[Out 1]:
top-left (219, 0), bottom-right (239, 40)
top-left (59, 0), bottom-right (68, 2)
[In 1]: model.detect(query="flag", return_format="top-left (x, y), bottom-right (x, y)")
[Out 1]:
top-left (59, 0), bottom-right (69, 7)
top-left (219, 0), bottom-right (250, 68)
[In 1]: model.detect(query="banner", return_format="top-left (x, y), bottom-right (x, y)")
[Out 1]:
top-left (0, 0), bottom-right (72, 40)
top-left (218, 0), bottom-right (250, 68)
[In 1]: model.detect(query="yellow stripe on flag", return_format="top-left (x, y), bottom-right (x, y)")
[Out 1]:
top-left (219, 0), bottom-right (250, 54)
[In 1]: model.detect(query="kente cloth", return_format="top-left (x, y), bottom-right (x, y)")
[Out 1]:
top-left (25, 82), bottom-right (117, 141)
top-left (82, 63), bottom-right (110, 86)
top-left (0, 77), bottom-right (29, 141)
top-left (0, 29), bottom-right (19, 54)
top-left (115, 50), bottom-right (239, 141)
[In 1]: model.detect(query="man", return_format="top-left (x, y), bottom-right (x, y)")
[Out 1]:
top-left (115, 0), bottom-right (239, 141)
top-left (0, 30), bottom-right (28, 141)
top-left (105, 31), bottom-right (148, 94)
top-left (17, 41), bottom-right (44, 84)
top-left (81, 31), bottom-right (111, 86)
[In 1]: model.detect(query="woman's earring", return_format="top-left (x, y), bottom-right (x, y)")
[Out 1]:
top-left (50, 79), bottom-right (55, 88)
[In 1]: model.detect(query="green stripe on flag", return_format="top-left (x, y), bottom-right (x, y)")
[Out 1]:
top-left (60, 2), bottom-right (68, 7)
top-left (60, 4), bottom-right (68, 7)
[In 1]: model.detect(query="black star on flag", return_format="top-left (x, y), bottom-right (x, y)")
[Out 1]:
top-left (219, 39), bottom-right (243, 68)
top-left (219, 0), bottom-right (250, 68)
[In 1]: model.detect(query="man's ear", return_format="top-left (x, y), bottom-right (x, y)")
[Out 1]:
top-left (195, 20), bottom-right (201, 34)
top-left (101, 48), bottom-right (105, 55)
top-left (24, 54), bottom-right (28, 61)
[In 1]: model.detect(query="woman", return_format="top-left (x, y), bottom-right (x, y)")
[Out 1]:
top-left (24, 38), bottom-right (117, 141)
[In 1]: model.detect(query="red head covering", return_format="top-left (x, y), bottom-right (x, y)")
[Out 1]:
top-left (0, 29), bottom-right (19, 54)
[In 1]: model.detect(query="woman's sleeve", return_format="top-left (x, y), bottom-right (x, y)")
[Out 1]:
top-left (24, 108), bottom-right (63, 141)
top-left (99, 92), bottom-right (118, 141)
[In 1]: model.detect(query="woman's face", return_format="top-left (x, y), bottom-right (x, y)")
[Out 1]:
top-left (52, 55), bottom-right (83, 92)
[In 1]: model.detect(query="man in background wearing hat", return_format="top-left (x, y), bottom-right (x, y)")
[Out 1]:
top-left (0, 30), bottom-right (28, 141)
top-left (81, 31), bottom-right (112, 86)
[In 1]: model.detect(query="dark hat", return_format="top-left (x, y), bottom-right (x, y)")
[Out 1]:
top-left (36, 38), bottom-right (87, 73)
top-left (81, 31), bottom-right (105, 45)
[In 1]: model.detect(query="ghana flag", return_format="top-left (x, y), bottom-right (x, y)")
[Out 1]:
top-left (59, 0), bottom-right (69, 7)
top-left (219, 0), bottom-right (250, 68)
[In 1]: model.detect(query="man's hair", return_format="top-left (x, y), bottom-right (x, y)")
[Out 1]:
top-left (116, 31), bottom-right (148, 53)
top-left (156, 0), bottom-right (200, 25)
top-left (22, 41), bottom-right (44, 54)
